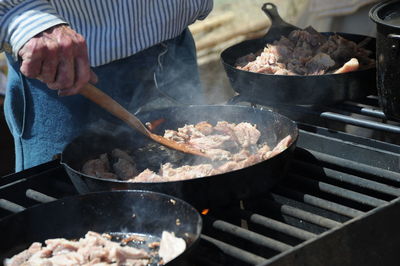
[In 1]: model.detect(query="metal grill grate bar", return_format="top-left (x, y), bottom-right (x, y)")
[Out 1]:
top-left (293, 160), bottom-right (400, 197)
top-left (201, 234), bottom-right (269, 265)
top-left (0, 199), bottom-right (25, 213)
top-left (212, 219), bottom-right (293, 252)
top-left (290, 174), bottom-right (388, 207)
top-left (235, 209), bottom-right (317, 241)
top-left (26, 189), bottom-right (57, 203)
top-left (262, 200), bottom-right (342, 229)
top-left (333, 104), bottom-right (386, 119)
top-left (319, 112), bottom-right (400, 133)
top-left (303, 149), bottom-right (400, 183)
top-left (275, 187), bottom-right (365, 218)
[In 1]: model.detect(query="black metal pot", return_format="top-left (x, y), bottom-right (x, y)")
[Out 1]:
top-left (370, 0), bottom-right (400, 121)
top-left (221, 3), bottom-right (377, 106)
top-left (0, 190), bottom-right (202, 266)
top-left (61, 105), bottom-right (298, 210)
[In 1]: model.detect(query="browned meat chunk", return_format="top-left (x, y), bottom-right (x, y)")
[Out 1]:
top-left (215, 161), bottom-right (241, 174)
top-left (111, 148), bottom-right (135, 164)
top-left (159, 163), bottom-right (214, 181)
top-left (113, 158), bottom-right (138, 180)
top-left (267, 135), bottom-right (293, 159)
top-left (233, 122), bottom-right (261, 148)
top-left (305, 53), bottom-right (335, 75)
top-left (176, 124), bottom-right (206, 139)
top-left (82, 153), bottom-right (117, 179)
top-left (195, 121), bottom-right (214, 135)
top-left (164, 129), bottom-right (186, 143)
top-left (82, 153), bottom-right (109, 176)
top-left (132, 169), bottom-right (164, 182)
top-left (205, 148), bottom-right (232, 161)
top-left (189, 134), bottom-right (232, 150)
top-left (214, 121), bottom-right (235, 133)
top-left (232, 149), bottom-right (252, 162)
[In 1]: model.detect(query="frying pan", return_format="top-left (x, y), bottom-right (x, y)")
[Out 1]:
top-left (61, 105), bottom-right (299, 210)
top-left (0, 190), bottom-right (202, 266)
top-left (220, 3), bottom-right (377, 106)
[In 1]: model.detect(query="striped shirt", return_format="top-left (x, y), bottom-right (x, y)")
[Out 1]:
top-left (0, 0), bottom-right (213, 66)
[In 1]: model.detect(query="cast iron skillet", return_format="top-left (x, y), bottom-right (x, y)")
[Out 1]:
top-left (61, 105), bottom-right (299, 210)
top-left (220, 3), bottom-right (376, 106)
top-left (0, 190), bottom-right (202, 266)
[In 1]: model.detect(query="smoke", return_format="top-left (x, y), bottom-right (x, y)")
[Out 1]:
top-left (115, 191), bottom-right (201, 243)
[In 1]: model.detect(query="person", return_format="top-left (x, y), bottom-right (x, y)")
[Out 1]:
top-left (1, 0), bottom-right (213, 171)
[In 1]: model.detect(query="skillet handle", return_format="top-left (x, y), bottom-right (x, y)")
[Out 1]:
top-left (388, 33), bottom-right (400, 40)
top-left (261, 3), bottom-right (300, 42)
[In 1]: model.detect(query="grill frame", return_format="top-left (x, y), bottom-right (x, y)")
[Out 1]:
top-left (1, 96), bottom-right (400, 266)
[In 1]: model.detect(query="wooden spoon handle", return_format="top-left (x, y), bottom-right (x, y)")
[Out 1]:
top-left (80, 83), bottom-right (151, 137)
top-left (148, 133), bottom-right (208, 157)
top-left (80, 84), bottom-right (208, 158)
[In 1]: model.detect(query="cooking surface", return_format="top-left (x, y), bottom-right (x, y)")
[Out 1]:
top-left (1, 93), bottom-right (400, 265)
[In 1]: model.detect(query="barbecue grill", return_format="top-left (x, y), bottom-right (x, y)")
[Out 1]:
top-left (1, 93), bottom-right (400, 266)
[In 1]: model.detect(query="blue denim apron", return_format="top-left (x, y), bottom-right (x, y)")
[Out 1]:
top-left (4, 29), bottom-right (204, 171)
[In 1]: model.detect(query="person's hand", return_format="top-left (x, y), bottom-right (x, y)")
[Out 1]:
top-left (18, 24), bottom-right (98, 96)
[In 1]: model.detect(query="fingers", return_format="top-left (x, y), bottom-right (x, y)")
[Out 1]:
top-left (18, 25), bottom-right (93, 96)
top-left (57, 36), bottom-right (93, 96)
top-left (19, 41), bottom-right (45, 78)
top-left (39, 37), bottom-right (61, 84)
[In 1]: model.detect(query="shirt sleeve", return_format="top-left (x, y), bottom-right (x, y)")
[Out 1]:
top-left (0, 0), bottom-right (68, 59)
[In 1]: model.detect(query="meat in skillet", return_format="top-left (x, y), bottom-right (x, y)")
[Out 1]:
top-left (82, 121), bottom-right (293, 182)
top-left (235, 26), bottom-right (375, 75)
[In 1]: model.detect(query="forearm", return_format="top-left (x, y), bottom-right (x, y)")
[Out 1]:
top-left (0, 0), bottom-right (67, 58)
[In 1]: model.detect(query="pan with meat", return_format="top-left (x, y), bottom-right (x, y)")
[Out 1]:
top-left (61, 105), bottom-right (298, 210)
top-left (220, 3), bottom-right (377, 105)
top-left (0, 190), bottom-right (202, 266)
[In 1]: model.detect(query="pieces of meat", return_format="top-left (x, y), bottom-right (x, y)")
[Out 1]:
top-left (82, 153), bottom-right (118, 179)
top-left (235, 26), bottom-right (374, 75)
top-left (265, 135), bottom-right (293, 159)
top-left (82, 121), bottom-right (292, 183)
top-left (205, 148), bottom-right (232, 161)
top-left (233, 122), bottom-right (261, 148)
top-left (159, 231), bottom-right (186, 264)
top-left (111, 148), bottom-right (135, 164)
top-left (188, 134), bottom-right (232, 150)
top-left (334, 58), bottom-right (359, 74)
top-left (305, 53), bottom-right (335, 75)
top-left (159, 163), bottom-right (215, 181)
top-left (132, 169), bottom-right (164, 182)
top-left (195, 121), bottom-right (214, 135)
top-left (4, 242), bottom-right (42, 266)
top-left (113, 158), bottom-right (138, 180)
top-left (82, 153), bottom-right (109, 176)
top-left (5, 231), bottom-right (149, 266)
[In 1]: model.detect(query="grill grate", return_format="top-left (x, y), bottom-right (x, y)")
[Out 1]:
top-left (1, 95), bottom-right (400, 265)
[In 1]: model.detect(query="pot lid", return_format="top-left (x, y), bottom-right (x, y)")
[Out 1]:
top-left (370, 0), bottom-right (400, 28)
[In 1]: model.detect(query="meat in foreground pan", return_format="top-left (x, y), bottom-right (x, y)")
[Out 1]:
top-left (235, 26), bottom-right (375, 76)
top-left (82, 121), bottom-right (293, 182)
top-left (4, 231), bottom-right (185, 266)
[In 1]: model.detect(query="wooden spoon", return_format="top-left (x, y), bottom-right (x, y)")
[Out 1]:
top-left (80, 84), bottom-right (208, 157)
